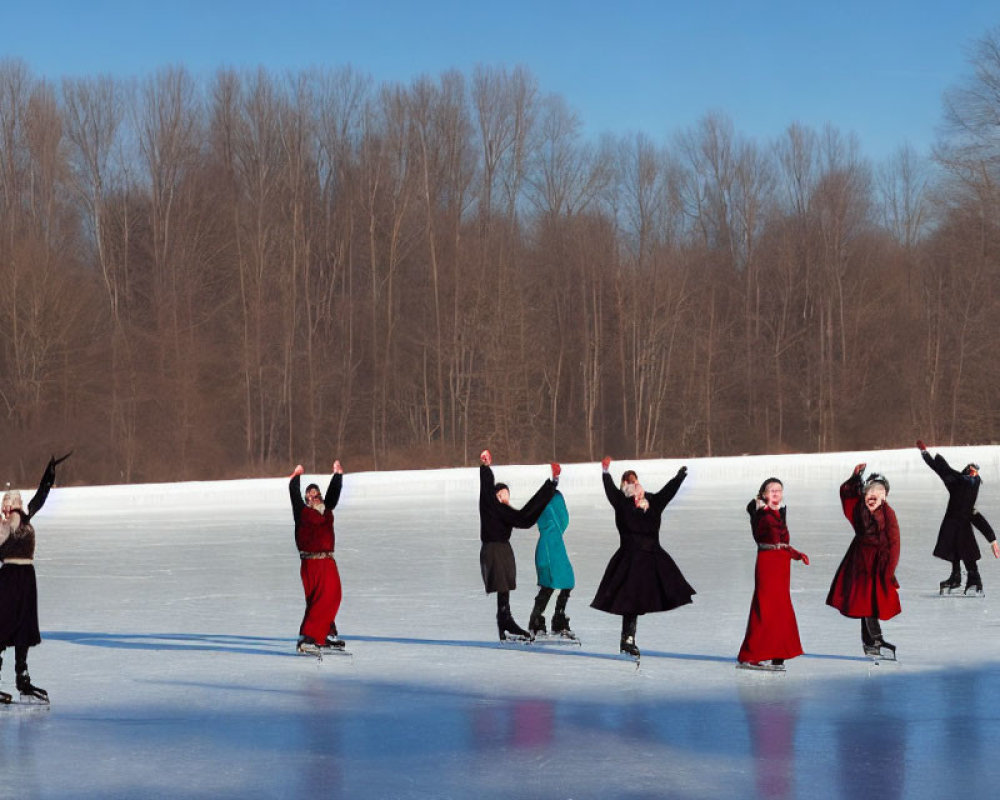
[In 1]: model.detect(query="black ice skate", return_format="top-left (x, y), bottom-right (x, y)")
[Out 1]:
top-left (15, 672), bottom-right (49, 704)
top-left (322, 635), bottom-right (347, 651)
top-left (0, 689), bottom-right (11, 704)
top-left (620, 634), bottom-right (640, 660)
top-left (939, 572), bottom-right (962, 594)
top-left (497, 613), bottom-right (533, 643)
top-left (965, 571), bottom-right (984, 596)
top-left (296, 636), bottom-right (322, 656)
top-left (528, 612), bottom-right (547, 636)
top-left (550, 611), bottom-right (576, 639)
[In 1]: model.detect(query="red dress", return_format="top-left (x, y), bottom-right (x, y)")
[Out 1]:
top-left (737, 504), bottom-right (804, 663)
top-left (825, 474), bottom-right (901, 620)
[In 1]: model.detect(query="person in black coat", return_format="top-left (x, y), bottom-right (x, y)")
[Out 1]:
top-left (918, 441), bottom-right (999, 594)
top-left (0, 452), bottom-right (70, 703)
top-left (591, 457), bottom-right (695, 659)
top-left (478, 449), bottom-right (560, 641)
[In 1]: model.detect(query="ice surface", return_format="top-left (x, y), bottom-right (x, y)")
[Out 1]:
top-left (5, 447), bottom-right (1000, 799)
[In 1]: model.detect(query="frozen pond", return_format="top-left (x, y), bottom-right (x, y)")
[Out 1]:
top-left (5, 447), bottom-right (1000, 798)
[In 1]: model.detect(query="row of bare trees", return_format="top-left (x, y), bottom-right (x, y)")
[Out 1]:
top-left (3, 29), bottom-right (1000, 486)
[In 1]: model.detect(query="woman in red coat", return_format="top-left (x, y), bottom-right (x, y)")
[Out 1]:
top-left (826, 463), bottom-right (900, 658)
top-left (737, 477), bottom-right (808, 670)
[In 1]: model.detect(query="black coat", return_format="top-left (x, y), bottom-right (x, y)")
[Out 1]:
top-left (923, 451), bottom-right (996, 563)
top-left (478, 465), bottom-right (556, 593)
top-left (590, 469), bottom-right (695, 616)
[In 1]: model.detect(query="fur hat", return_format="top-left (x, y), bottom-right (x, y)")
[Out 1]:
top-left (1, 489), bottom-right (23, 511)
top-left (863, 473), bottom-right (890, 494)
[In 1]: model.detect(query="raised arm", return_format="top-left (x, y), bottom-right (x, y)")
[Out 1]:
top-left (289, 466), bottom-right (305, 525)
top-left (324, 460), bottom-right (344, 508)
top-left (26, 452), bottom-right (70, 519)
top-left (602, 470), bottom-right (627, 511)
top-left (918, 442), bottom-right (959, 485)
top-left (646, 467), bottom-right (687, 513)
top-left (840, 464), bottom-right (865, 523)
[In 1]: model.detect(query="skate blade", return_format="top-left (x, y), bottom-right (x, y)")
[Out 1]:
top-left (736, 662), bottom-right (786, 672)
top-left (530, 633), bottom-right (581, 647)
top-left (497, 638), bottom-right (534, 648)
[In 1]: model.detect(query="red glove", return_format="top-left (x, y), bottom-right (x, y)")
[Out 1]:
top-left (853, 463), bottom-right (866, 476)
top-left (788, 547), bottom-right (809, 565)
top-left (601, 456), bottom-right (612, 471)
top-left (916, 440), bottom-right (926, 451)
top-left (480, 449), bottom-right (492, 466)
top-left (550, 462), bottom-right (561, 480)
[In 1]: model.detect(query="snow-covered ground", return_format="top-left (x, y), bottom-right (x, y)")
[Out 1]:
top-left (5, 447), bottom-right (1000, 799)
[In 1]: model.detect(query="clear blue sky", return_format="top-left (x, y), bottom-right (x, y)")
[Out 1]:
top-left (3, 1), bottom-right (998, 161)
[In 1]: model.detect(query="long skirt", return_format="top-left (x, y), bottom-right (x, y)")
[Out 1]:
top-left (737, 549), bottom-right (803, 663)
top-left (932, 518), bottom-right (979, 563)
top-left (0, 564), bottom-right (41, 648)
top-left (591, 545), bottom-right (695, 616)
top-left (480, 541), bottom-right (516, 594)
top-left (299, 558), bottom-right (342, 643)
top-left (826, 541), bottom-right (900, 620)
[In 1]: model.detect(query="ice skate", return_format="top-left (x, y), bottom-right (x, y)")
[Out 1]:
top-left (528, 612), bottom-right (547, 636)
top-left (497, 612), bottom-right (533, 643)
top-left (964, 571), bottom-right (984, 597)
top-left (737, 660), bottom-right (785, 672)
top-left (15, 672), bottom-right (49, 704)
top-left (620, 634), bottom-right (640, 659)
top-left (322, 635), bottom-right (347, 651)
top-left (939, 572), bottom-right (962, 594)
top-left (550, 611), bottom-right (577, 640)
top-left (0, 689), bottom-right (11, 704)
top-left (296, 636), bottom-right (322, 656)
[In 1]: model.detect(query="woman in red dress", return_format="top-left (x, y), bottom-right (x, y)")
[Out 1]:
top-left (737, 478), bottom-right (808, 670)
top-left (826, 463), bottom-right (900, 658)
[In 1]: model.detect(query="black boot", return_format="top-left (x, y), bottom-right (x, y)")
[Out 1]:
top-left (496, 595), bottom-right (532, 642)
top-left (940, 563), bottom-right (962, 594)
top-left (16, 671), bottom-right (48, 703)
top-left (529, 587), bottom-right (552, 635)
top-left (620, 614), bottom-right (640, 658)
top-left (551, 590), bottom-right (575, 638)
top-left (861, 617), bottom-right (883, 657)
top-left (324, 621), bottom-right (346, 650)
top-left (965, 569), bottom-right (984, 596)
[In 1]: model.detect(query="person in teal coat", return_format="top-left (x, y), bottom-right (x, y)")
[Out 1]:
top-left (528, 490), bottom-right (577, 637)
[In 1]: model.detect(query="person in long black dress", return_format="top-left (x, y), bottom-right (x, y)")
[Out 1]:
top-left (591, 457), bottom-right (695, 658)
top-left (917, 440), bottom-right (999, 595)
top-left (0, 452), bottom-right (70, 703)
top-left (478, 449), bottom-right (560, 641)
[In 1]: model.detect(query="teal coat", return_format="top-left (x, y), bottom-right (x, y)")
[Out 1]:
top-left (534, 491), bottom-right (575, 590)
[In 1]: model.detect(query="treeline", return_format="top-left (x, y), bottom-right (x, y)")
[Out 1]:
top-left (2, 30), bottom-right (1000, 486)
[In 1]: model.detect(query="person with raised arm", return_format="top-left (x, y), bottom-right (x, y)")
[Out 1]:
top-left (736, 477), bottom-right (808, 671)
top-left (826, 463), bottom-right (901, 660)
top-left (917, 440), bottom-right (999, 596)
top-left (478, 449), bottom-right (560, 642)
top-left (0, 451), bottom-right (71, 703)
top-left (289, 460), bottom-right (345, 656)
top-left (591, 457), bottom-right (695, 661)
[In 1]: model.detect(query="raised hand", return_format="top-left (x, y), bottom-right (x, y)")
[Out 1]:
top-left (916, 440), bottom-right (927, 452)
top-left (332, 460), bottom-right (343, 475)
top-left (853, 463), bottom-right (867, 476)
top-left (676, 466), bottom-right (688, 479)
top-left (601, 456), bottom-right (612, 471)
top-left (290, 464), bottom-right (304, 479)
top-left (480, 449), bottom-right (492, 467)
top-left (550, 462), bottom-right (561, 480)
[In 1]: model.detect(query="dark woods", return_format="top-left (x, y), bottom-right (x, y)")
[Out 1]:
top-left (2, 29), bottom-right (1000, 486)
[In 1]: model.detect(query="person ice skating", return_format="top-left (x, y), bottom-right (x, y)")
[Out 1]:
top-left (478, 449), bottom-right (560, 642)
top-left (737, 478), bottom-right (808, 671)
top-left (591, 457), bottom-right (695, 660)
top-left (289, 461), bottom-right (345, 655)
top-left (917, 440), bottom-right (999, 596)
top-left (826, 464), bottom-right (900, 659)
top-left (528, 488), bottom-right (576, 639)
top-left (0, 452), bottom-right (71, 703)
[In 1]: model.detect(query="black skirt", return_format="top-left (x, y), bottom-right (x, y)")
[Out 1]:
top-left (591, 545), bottom-right (695, 616)
top-left (480, 541), bottom-right (517, 594)
top-left (0, 564), bottom-right (41, 647)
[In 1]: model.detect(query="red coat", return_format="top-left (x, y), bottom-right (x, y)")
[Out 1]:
top-left (737, 504), bottom-right (803, 663)
top-left (826, 474), bottom-right (901, 620)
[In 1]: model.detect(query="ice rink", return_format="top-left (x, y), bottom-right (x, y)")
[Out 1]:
top-left (5, 447), bottom-right (1000, 799)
